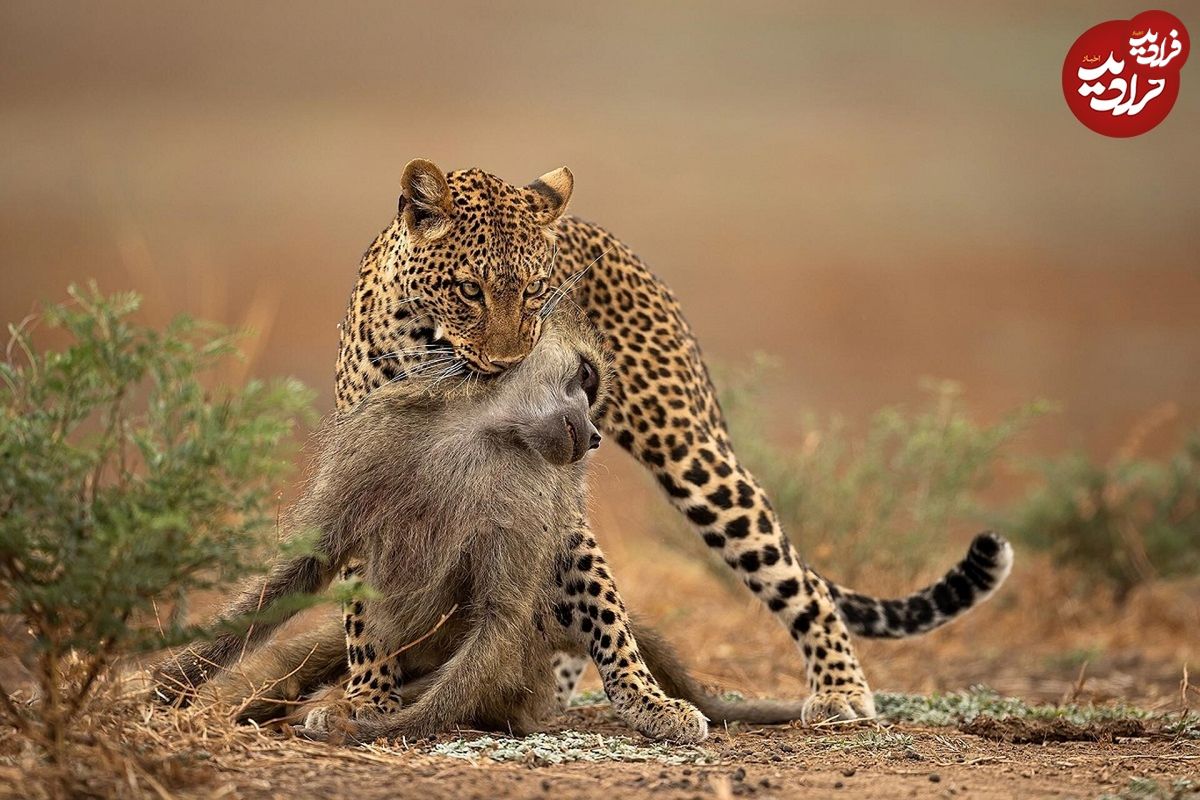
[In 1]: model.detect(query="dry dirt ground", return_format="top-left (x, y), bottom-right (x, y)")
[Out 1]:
top-left (149, 704), bottom-right (1198, 800)
top-left (3, 546), bottom-right (1198, 800)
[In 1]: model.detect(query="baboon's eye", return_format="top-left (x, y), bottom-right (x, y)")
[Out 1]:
top-left (524, 279), bottom-right (547, 299)
top-left (579, 357), bottom-right (599, 405)
top-left (458, 280), bottom-right (483, 301)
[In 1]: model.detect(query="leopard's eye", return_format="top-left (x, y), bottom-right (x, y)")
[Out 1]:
top-left (458, 280), bottom-right (483, 301)
top-left (524, 279), bottom-right (547, 299)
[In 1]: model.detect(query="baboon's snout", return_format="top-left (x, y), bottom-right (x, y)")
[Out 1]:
top-left (533, 404), bottom-right (600, 465)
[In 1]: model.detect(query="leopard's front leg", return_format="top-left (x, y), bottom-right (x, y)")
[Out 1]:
top-left (588, 277), bottom-right (875, 722)
top-left (552, 523), bottom-right (708, 743)
top-left (305, 584), bottom-right (406, 731)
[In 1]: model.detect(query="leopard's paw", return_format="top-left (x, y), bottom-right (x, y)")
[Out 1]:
top-left (801, 689), bottom-right (877, 724)
top-left (627, 696), bottom-right (709, 744)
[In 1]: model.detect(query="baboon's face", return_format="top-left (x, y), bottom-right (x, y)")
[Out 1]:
top-left (491, 317), bottom-right (609, 466)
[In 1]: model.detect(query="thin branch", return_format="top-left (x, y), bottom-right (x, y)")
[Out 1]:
top-left (384, 603), bottom-right (459, 661)
top-left (230, 642), bottom-right (322, 720)
top-left (64, 615), bottom-right (127, 721)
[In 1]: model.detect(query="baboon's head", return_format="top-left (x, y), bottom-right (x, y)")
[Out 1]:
top-left (487, 306), bottom-right (614, 466)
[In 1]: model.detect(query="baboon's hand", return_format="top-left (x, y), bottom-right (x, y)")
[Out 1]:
top-left (302, 703), bottom-right (343, 731)
top-left (291, 725), bottom-right (333, 743)
top-left (627, 696), bottom-right (709, 744)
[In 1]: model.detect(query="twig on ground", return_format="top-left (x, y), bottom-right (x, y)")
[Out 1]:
top-left (1063, 659), bottom-right (1091, 704)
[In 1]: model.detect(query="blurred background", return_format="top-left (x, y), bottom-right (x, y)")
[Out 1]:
top-left (2, 2), bottom-right (1197, 706)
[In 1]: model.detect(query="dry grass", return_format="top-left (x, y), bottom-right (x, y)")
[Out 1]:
top-left (0, 661), bottom-right (422, 800)
top-left (3, 663), bottom-right (1198, 800)
top-left (0, 673), bottom-right (250, 799)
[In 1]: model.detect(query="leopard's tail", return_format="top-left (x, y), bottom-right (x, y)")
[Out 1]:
top-left (631, 619), bottom-right (806, 724)
top-left (825, 530), bottom-right (1014, 639)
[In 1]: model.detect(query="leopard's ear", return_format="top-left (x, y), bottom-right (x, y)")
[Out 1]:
top-left (400, 158), bottom-right (454, 240)
top-left (526, 167), bottom-right (573, 225)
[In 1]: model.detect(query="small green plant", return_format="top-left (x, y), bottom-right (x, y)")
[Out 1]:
top-left (714, 361), bottom-right (1049, 582)
top-left (874, 686), bottom-right (1152, 727)
top-left (0, 284), bottom-right (313, 760)
top-left (1006, 430), bottom-right (1200, 600)
top-left (1042, 646), bottom-right (1105, 671)
top-left (812, 729), bottom-right (915, 752)
top-left (1100, 777), bottom-right (1199, 800)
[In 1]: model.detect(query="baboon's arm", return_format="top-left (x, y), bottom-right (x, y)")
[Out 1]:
top-left (152, 543), bottom-right (349, 705)
top-left (205, 617), bottom-right (351, 722)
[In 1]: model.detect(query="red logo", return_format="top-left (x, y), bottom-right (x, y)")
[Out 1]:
top-left (1062, 9), bottom-right (1189, 137)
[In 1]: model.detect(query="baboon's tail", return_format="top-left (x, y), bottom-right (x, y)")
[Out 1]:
top-left (631, 620), bottom-right (807, 725)
top-left (825, 531), bottom-right (1014, 639)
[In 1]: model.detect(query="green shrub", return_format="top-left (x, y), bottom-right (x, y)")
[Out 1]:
top-left (714, 359), bottom-right (1050, 583)
top-left (0, 284), bottom-right (313, 755)
top-left (1006, 429), bottom-right (1200, 600)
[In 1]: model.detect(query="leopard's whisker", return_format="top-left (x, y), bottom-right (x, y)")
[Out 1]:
top-left (406, 356), bottom-right (459, 373)
top-left (377, 348), bottom-right (455, 361)
top-left (542, 246), bottom-right (611, 317)
top-left (391, 310), bottom-right (438, 337)
top-left (425, 362), bottom-right (468, 393)
top-left (370, 345), bottom-right (455, 364)
top-left (405, 356), bottom-right (465, 379)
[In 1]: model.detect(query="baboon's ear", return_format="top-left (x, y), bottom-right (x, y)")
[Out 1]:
top-left (526, 167), bottom-right (573, 225)
top-left (399, 158), bottom-right (454, 239)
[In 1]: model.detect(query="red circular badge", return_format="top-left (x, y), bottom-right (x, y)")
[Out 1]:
top-left (1062, 9), bottom-right (1189, 137)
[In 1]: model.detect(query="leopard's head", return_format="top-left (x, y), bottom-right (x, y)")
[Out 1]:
top-left (390, 159), bottom-right (573, 374)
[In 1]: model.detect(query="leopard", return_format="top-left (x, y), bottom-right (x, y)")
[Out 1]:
top-left (332, 158), bottom-right (1015, 724)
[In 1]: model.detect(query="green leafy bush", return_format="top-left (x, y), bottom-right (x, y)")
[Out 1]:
top-left (1007, 430), bottom-right (1200, 600)
top-left (0, 284), bottom-right (313, 754)
top-left (710, 359), bottom-right (1049, 583)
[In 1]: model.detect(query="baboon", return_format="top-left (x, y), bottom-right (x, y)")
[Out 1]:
top-left (154, 306), bottom-right (818, 743)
